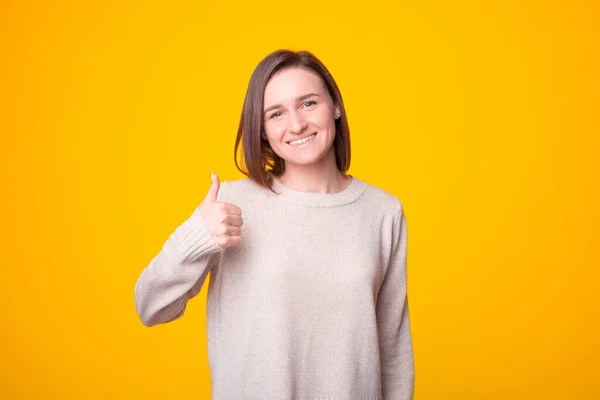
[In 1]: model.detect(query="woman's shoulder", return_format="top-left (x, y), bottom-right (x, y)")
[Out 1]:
top-left (216, 177), bottom-right (266, 204)
top-left (219, 176), bottom-right (256, 191)
top-left (357, 176), bottom-right (404, 214)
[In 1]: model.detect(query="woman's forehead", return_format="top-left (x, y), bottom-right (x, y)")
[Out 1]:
top-left (264, 68), bottom-right (327, 101)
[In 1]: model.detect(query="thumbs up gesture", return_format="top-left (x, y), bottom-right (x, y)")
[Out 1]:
top-left (198, 172), bottom-right (243, 249)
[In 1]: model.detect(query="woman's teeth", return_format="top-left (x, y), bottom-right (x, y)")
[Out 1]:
top-left (288, 133), bottom-right (316, 146)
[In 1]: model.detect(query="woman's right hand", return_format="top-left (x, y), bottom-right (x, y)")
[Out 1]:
top-left (198, 172), bottom-right (243, 249)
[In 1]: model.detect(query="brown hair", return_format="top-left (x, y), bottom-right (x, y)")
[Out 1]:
top-left (234, 49), bottom-right (351, 192)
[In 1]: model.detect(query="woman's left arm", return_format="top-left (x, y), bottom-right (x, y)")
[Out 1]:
top-left (376, 206), bottom-right (415, 400)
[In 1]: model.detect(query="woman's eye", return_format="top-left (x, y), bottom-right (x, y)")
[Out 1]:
top-left (303, 100), bottom-right (316, 108)
top-left (269, 111), bottom-right (282, 119)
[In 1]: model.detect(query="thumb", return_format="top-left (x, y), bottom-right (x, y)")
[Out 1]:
top-left (204, 172), bottom-right (220, 203)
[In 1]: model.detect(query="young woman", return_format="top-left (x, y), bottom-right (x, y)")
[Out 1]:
top-left (135, 49), bottom-right (415, 399)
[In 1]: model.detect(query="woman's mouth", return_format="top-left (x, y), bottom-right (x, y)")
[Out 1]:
top-left (287, 133), bottom-right (317, 146)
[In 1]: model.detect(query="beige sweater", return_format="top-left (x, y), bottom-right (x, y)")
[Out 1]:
top-left (134, 175), bottom-right (415, 399)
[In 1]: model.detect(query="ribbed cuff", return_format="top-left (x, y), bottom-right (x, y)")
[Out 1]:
top-left (172, 206), bottom-right (224, 261)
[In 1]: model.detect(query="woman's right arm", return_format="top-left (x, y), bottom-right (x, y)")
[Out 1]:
top-left (134, 206), bottom-right (224, 327)
top-left (135, 175), bottom-right (242, 327)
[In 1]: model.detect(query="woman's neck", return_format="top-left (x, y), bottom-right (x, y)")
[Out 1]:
top-left (276, 166), bottom-right (352, 194)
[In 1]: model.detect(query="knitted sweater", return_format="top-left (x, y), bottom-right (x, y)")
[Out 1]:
top-left (134, 175), bottom-right (415, 400)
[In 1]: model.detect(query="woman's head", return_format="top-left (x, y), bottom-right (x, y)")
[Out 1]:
top-left (234, 49), bottom-right (351, 191)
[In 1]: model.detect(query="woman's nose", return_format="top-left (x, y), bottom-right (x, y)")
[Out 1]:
top-left (287, 110), bottom-right (308, 134)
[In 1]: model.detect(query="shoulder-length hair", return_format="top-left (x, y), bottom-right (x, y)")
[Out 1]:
top-left (234, 49), bottom-right (351, 192)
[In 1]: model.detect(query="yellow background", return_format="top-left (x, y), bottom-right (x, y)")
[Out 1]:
top-left (1, 0), bottom-right (598, 398)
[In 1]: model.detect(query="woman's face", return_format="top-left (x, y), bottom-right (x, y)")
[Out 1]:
top-left (262, 67), bottom-right (340, 171)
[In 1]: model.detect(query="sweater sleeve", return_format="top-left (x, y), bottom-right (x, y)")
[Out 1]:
top-left (376, 206), bottom-right (415, 399)
top-left (134, 205), bottom-right (224, 327)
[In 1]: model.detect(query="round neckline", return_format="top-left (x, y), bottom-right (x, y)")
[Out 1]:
top-left (270, 173), bottom-right (367, 207)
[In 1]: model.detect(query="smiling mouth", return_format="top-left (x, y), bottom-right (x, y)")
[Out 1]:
top-left (287, 133), bottom-right (317, 146)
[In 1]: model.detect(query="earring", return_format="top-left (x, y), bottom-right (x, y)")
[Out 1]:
top-left (262, 133), bottom-right (267, 140)
top-left (335, 112), bottom-right (341, 119)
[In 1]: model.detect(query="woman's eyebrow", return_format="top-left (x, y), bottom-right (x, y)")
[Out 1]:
top-left (264, 93), bottom-right (321, 115)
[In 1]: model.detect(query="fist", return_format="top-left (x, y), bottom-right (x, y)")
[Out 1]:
top-left (198, 172), bottom-right (243, 249)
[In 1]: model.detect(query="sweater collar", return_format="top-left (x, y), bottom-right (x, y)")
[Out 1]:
top-left (269, 173), bottom-right (367, 207)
